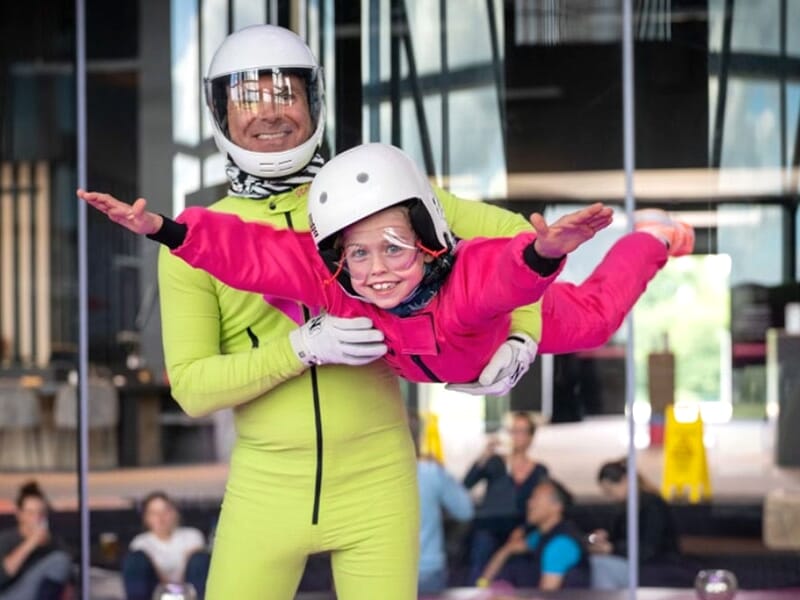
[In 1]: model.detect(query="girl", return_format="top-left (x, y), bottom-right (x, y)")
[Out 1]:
top-left (78, 142), bottom-right (612, 385)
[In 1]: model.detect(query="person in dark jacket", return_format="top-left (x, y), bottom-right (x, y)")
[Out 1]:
top-left (588, 458), bottom-right (681, 589)
top-left (0, 481), bottom-right (72, 599)
top-left (463, 412), bottom-right (549, 583)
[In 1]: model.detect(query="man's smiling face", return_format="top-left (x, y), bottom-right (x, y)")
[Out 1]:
top-left (226, 72), bottom-right (314, 153)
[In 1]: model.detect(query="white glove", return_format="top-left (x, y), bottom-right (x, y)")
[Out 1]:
top-left (289, 313), bottom-right (388, 366)
top-left (445, 332), bottom-right (538, 396)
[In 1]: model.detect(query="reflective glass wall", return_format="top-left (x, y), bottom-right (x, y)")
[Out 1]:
top-left (2, 0), bottom-right (799, 596)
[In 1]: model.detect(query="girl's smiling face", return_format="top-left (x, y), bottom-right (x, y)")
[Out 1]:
top-left (340, 207), bottom-right (430, 308)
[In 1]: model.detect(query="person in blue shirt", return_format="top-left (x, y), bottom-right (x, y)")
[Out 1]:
top-left (477, 478), bottom-right (588, 591)
top-left (417, 456), bottom-right (474, 596)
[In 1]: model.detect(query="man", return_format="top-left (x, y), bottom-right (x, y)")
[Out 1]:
top-left (157, 23), bottom-right (691, 600)
top-left (477, 478), bottom-right (589, 591)
top-left (160, 24), bottom-right (543, 600)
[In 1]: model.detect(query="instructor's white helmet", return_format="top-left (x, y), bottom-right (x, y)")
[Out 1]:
top-left (308, 143), bottom-right (455, 290)
top-left (204, 25), bottom-right (325, 177)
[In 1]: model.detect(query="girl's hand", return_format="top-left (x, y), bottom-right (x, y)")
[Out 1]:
top-left (530, 202), bottom-right (613, 258)
top-left (77, 189), bottom-right (163, 235)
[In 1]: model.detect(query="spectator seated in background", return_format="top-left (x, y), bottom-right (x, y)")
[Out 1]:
top-left (477, 477), bottom-right (589, 591)
top-left (122, 491), bottom-right (210, 600)
top-left (0, 481), bottom-right (72, 599)
top-left (588, 458), bottom-right (681, 589)
top-left (462, 411), bottom-right (549, 584)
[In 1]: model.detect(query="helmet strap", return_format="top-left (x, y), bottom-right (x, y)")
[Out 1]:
top-left (416, 240), bottom-right (448, 258)
top-left (323, 258), bottom-right (345, 286)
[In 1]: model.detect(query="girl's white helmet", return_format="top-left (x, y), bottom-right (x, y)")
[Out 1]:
top-left (204, 25), bottom-right (325, 177)
top-left (308, 143), bottom-right (455, 253)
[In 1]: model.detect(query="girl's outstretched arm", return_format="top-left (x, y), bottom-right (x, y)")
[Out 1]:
top-left (76, 188), bottom-right (163, 235)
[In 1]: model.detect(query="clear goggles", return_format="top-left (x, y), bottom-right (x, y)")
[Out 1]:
top-left (336, 228), bottom-right (422, 280)
top-left (205, 68), bottom-right (323, 141)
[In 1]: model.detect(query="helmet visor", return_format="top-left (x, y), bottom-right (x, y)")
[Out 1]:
top-left (205, 67), bottom-right (323, 153)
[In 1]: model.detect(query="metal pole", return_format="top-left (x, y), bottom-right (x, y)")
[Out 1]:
top-left (75, 0), bottom-right (91, 597)
top-left (440, 0), bottom-right (449, 182)
top-left (711, 0), bottom-right (734, 168)
top-left (486, 0), bottom-right (506, 149)
top-left (622, 0), bottom-right (639, 597)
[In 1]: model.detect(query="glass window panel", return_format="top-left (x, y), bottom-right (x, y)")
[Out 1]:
top-left (721, 79), bottom-right (782, 169)
top-left (633, 255), bottom-right (732, 413)
top-left (362, 0), bottom-right (404, 139)
top-left (173, 153), bottom-right (201, 215)
top-left (708, 0), bottom-right (726, 53)
top-left (400, 95), bottom-right (442, 178)
top-left (380, 100), bottom-right (392, 145)
top-left (789, 0), bottom-right (800, 56)
top-left (323, 0), bottom-right (336, 152)
top-left (405, 0), bottom-right (441, 75)
top-left (234, 0), bottom-right (267, 30)
top-left (719, 204), bottom-right (783, 286)
top-left (448, 87), bottom-right (505, 199)
top-left (797, 209), bottom-right (800, 281)
top-left (448, 0), bottom-right (500, 68)
top-left (731, 0), bottom-right (780, 54)
top-left (171, 0), bottom-right (201, 146)
top-left (202, 0), bottom-right (228, 139)
top-left (787, 84), bottom-right (800, 170)
top-left (203, 153), bottom-right (228, 187)
top-left (709, 75), bottom-right (718, 154)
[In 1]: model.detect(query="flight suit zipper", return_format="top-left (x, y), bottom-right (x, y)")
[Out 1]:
top-left (411, 355), bottom-right (441, 383)
top-left (283, 211), bottom-right (324, 526)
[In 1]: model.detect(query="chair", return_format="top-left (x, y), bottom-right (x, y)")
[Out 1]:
top-left (0, 379), bottom-right (42, 469)
top-left (53, 377), bottom-right (120, 469)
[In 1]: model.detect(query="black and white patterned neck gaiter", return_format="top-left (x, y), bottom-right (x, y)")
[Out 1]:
top-left (225, 153), bottom-right (325, 199)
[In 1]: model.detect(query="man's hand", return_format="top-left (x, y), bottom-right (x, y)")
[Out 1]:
top-left (507, 526), bottom-right (526, 544)
top-left (587, 528), bottom-right (613, 554)
top-left (530, 202), bottom-right (613, 258)
top-left (289, 313), bottom-right (388, 367)
top-left (77, 188), bottom-right (163, 235)
top-left (446, 333), bottom-right (538, 396)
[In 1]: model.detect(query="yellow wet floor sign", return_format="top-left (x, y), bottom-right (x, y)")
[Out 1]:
top-left (420, 412), bottom-right (444, 463)
top-left (661, 404), bottom-right (712, 502)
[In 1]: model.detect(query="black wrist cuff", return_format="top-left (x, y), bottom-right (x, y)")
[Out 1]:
top-left (523, 243), bottom-right (564, 276)
top-left (146, 215), bottom-right (187, 249)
